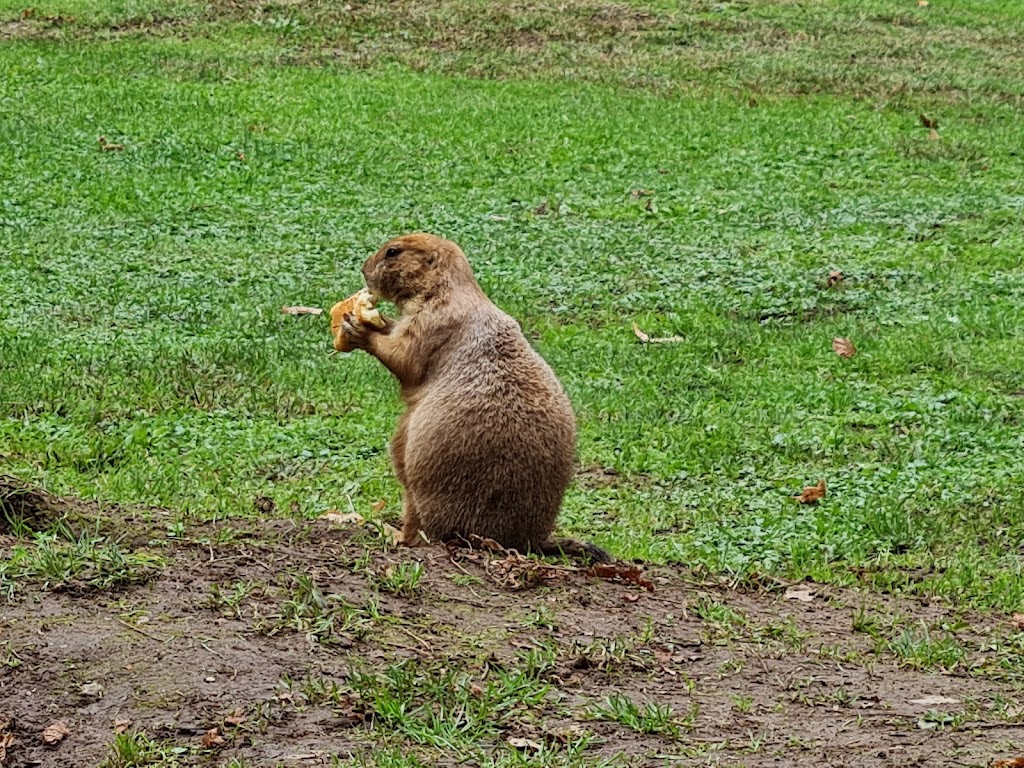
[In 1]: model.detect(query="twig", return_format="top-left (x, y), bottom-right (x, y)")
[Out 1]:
top-left (117, 619), bottom-right (168, 644)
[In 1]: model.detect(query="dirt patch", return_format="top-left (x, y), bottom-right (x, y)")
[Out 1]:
top-left (0, 476), bottom-right (74, 533)
top-left (1, 501), bottom-right (1022, 767)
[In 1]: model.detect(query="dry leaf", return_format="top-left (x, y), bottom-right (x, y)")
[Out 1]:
top-left (377, 522), bottom-right (401, 546)
top-left (113, 718), bottom-right (131, 734)
top-left (320, 510), bottom-right (365, 526)
top-left (253, 496), bottom-right (276, 514)
top-left (533, 201), bottom-right (549, 216)
top-left (832, 337), bottom-right (856, 358)
top-left (917, 0), bottom-right (928, 6)
top-left (784, 586), bottom-right (815, 603)
top-left (371, 499), bottom-right (387, 513)
top-left (587, 562), bottom-right (655, 592)
top-left (928, 127), bottom-right (940, 141)
top-left (993, 760), bottom-right (1024, 768)
top-left (97, 136), bottom-right (124, 152)
top-left (0, 732), bottom-right (13, 761)
top-left (622, 593), bottom-right (641, 603)
top-left (632, 323), bottom-right (684, 344)
top-left (79, 682), bottom-right (104, 698)
top-left (919, 114), bottom-right (937, 130)
top-left (42, 721), bottom-right (69, 745)
top-left (224, 712), bottom-right (247, 726)
top-left (507, 737), bottom-right (542, 751)
top-left (630, 189), bottom-right (653, 198)
top-left (22, 7), bottom-right (36, 17)
top-left (201, 728), bottom-right (225, 749)
top-left (795, 479), bottom-right (827, 504)
top-left (281, 305), bottom-right (323, 316)
top-left (910, 695), bottom-right (959, 706)
top-left (826, 270), bottom-right (845, 288)
top-left (1011, 614), bottom-right (1024, 631)
top-left (236, 151), bottom-right (245, 161)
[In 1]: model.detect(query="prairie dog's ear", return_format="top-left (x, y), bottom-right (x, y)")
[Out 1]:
top-left (427, 250), bottom-right (439, 268)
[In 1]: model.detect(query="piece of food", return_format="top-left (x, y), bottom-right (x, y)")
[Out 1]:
top-left (330, 288), bottom-right (385, 352)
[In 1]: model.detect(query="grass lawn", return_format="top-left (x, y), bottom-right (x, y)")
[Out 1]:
top-left (1, 0), bottom-right (1024, 764)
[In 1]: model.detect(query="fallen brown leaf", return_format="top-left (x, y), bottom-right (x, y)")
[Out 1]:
top-left (224, 712), bottom-right (247, 727)
top-left (507, 737), bottom-right (542, 751)
top-left (380, 522), bottom-right (401, 546)
top-left (97, 135), bottom-right (124, 152)
top-left (784, 585), bottom-right (815, 603)
top-left (253, 496), bottom-right (276, 514)
top-left (632, 323), bottom-right (684, 344)
top-left (0, 732), bottom-right (13, 761)
top-left (587, 562), bottom-right (655, 592)
top-left (113, 718), bottom-right (131, 734)
top-left (486, 551), bottom-right (574, 591)
top-left (235, 151), bottom-right (245, 161)
top-left (371, 499), bottom-right (387, 513)
top-left (201, 728), bottom-right (225, 749)
top-left (22, 7), bottom-right (36, 17)
top-left (794, 479), bottom-right (827, 504)
top-left (622, 593), bottom-right (641, 603)
top-left (1011, 613), bottom-right (1024, 631)
top-left (630, 189), bottom-right (653, 198)
top-left (319, 510), bottom-right (365, 526)
top-left (281, 305), bottom-right (323, 316)
top-left (917, 0), bottom-right (928, 6)
top-left (42, 721), bottom-right (69, 746)
top-left (826, 270), bottom-right (845, 288)
top-left (832, 337), bottom-right (856, 358)
top-left (533, 201), bottom-right (549, 216)
top-left (79, 681), bottom-right (104, 698)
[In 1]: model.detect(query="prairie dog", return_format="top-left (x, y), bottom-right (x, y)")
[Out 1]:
top-left (339, 233), bottom-right (609, 563)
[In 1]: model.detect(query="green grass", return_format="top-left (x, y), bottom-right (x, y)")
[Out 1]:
top-left (0, 0), bottom-right (1023, 615)
top-left (585, 693), bottom-right (691, 739)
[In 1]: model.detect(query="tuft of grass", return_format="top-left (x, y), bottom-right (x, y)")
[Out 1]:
top-left (348, 657), bottom-right (555, 749)
top-left (100, 731), bottom-right (194, 768)
top-left (584, 693), bottom-right (692, 739)
top-left (1, 523), bottom-right (162, 599)
top-left (262, 573), bottom-right (379, 644)
top-left (372, 562), bottom-right (424, 597)
top-left (884, 624), bottom-right (967, 671)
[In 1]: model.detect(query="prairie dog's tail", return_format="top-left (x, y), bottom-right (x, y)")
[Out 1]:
top-left (538, 538), bottom-right (612, 564)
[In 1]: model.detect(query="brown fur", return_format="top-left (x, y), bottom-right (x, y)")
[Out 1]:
top-left (340, 233), bottom-right (609, 563)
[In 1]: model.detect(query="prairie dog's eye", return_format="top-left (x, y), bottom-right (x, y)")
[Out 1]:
top-left (385, 246), bottom-right (401, 259)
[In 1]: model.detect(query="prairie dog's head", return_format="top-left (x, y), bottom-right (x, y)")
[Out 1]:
top-left (362, 233), bottom-right (477, 308)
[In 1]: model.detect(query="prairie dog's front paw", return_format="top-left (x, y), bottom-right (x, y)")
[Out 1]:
top-left (340, 312), bottom-right (370, 349)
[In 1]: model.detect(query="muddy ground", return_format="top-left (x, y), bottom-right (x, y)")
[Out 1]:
top-left (1, 480), bottom-right (1022, 768)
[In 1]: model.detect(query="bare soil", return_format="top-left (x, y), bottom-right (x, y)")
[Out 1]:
top-left (0, 482), bottom-right (1022, 767)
